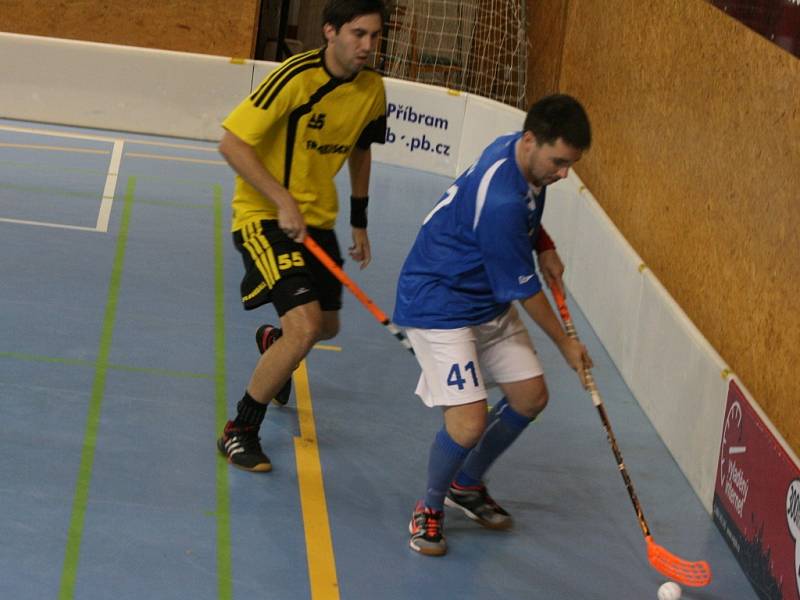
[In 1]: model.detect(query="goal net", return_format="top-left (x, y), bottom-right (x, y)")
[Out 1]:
top-left (373, 0), bottom-right (528, 108)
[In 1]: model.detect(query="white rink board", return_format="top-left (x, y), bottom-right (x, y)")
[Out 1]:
top-left (626, 272), bottom-right (731, 510)
top-left (0, 33), bottom-right (253, 141)
top-left (251, 61), bottom-right (279, 92)
top-left (561, 180), bottom-right (645, 383)
top-left (457, 94), bottom-right (525, 174)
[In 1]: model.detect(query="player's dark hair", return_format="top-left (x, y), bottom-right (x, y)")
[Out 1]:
top-left (524, 94), bottom-right (591, 150)
top-left (323, 0), bottom-right (388, 31)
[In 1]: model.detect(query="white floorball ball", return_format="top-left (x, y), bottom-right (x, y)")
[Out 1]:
top-left (657, 581), bottom-right (682, 600)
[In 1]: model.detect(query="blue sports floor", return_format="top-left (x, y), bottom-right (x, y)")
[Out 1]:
top-left (0, 118), bottom-right (755, 599)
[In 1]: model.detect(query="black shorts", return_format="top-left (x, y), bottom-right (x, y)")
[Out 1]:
top-left (233, 220), bottom-right (344, 316)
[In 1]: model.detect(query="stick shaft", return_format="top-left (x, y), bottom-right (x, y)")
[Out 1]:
top-left (302, 235), bottom-right (414, 355)
top-left (550, 284), bottom-right (651, 538)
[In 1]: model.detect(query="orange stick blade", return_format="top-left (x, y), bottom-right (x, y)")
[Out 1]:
top-left (646, 536), bottom-right (712, 587)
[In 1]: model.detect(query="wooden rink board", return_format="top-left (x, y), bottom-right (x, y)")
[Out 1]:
top-left (0, 0), bottom-right (261, 59)
top-left (530, 0), bottom-right (800, 453)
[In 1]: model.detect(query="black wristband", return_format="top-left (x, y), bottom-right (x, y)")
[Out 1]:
top-left (350, 195), bottom-right (369, 228)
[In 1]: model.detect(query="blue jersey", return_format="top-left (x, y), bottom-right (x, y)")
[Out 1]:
top-left (393, 132), bottom-right (547, 329)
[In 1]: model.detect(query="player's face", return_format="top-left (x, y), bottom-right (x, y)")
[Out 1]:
top-left (324, 13), bottom-right (383, 78)
top-left (520, 132), bottom-right (583, 188)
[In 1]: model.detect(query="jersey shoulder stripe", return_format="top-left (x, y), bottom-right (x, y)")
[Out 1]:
top-left (249, 49), bottom-right (319, 101)
top-left (249, 49), bottom-right (323, 110)
top-left (473, 158), bottom-right (507, 230)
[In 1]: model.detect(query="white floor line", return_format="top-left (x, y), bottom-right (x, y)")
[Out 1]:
top-left (96, 140), bottom-right (124, 233)
top-left (0, 217), bottom-right (99, 232)
top-left (0, 123), bottom-right (217, 151)
top-left (0, 124), bottom-right (117, 143)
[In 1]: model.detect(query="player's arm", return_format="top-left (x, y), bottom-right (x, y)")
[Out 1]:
top-left (474, 193), bottom-right (590, 380)
top-left (218, 129), bottom-right (306, 241)
top-left (534, 227), bottom-right (565, 294)
top-left (519, 291), bottom-right (592, 383)
top-left (520, 291), bottom-right (593, 383)
top-left (347, 146), bottom-right (372, 269)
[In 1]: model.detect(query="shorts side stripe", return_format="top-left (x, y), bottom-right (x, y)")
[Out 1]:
top-left (246, 222), bottom-right (270, 256)
top-left (242, 223), bottom-right (272, 285)
top-left (242, 223), bottom-right (280, 287)
top-left (248, 223), bottom-right (280, 283)
top-left (265, 245), bottom-right (281, 283)
top-left (242, 238), bottom-right (274, 287)
top-left (258, 252), bottom-right (280, 285)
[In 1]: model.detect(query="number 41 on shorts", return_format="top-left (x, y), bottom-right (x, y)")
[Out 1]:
top-left (447, 361), bottom-right (479, 390)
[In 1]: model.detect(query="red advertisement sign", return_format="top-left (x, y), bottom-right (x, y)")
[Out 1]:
top-left (714, 379), bottom-right (800, 599)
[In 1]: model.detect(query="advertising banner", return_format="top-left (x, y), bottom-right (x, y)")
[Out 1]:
top-left (713, 379), bottom-right (800, 599)
top-left (372, 79), bottom-right (465, 178)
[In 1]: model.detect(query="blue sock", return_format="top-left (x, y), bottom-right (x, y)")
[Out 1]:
top-left (424, 428), bottom-right (472, 511)
top-left (455, 398), bottom-right (532, 487)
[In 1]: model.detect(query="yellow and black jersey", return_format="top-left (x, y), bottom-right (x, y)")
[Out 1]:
top-left (223, 47), bottom-right (387, 231)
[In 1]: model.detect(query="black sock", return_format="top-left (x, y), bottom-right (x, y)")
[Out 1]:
top-left (233, 391), bottom-right (267, 428)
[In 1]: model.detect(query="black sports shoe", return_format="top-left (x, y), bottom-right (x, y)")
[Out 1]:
top-left (217, 420), bottom-right (272, 472)
top-left (255, 324), bottom-right (292, 406)
top-left (444, 482), bottom-right (512, 530)
top-left (409, 500), bottom-right (447, 556)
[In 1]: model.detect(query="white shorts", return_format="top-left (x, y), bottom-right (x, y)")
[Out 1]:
top-left (405, 305), bottom-right (543, 407)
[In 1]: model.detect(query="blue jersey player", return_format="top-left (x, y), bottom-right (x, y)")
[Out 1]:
top-left (393, 95), bottom-right (594, 556)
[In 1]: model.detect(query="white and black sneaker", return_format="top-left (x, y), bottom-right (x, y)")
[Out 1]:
top-left (255, 324), bottom-right (292, 406)
top-left (217, 421), bottom-right (272, 472)
top-left (445, 482), bottom-right (512, 530)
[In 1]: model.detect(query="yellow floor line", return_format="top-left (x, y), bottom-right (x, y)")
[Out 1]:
top-left (293, 360), bottom-right (340, 600)
top-left (312, 343), bottom-right (342, 352)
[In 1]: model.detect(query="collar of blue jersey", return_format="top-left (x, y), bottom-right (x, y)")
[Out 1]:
top-left (507, 131), bottom-right (548, 205)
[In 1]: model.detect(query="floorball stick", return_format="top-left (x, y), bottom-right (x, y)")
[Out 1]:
top-left (302, 235), bottom-right (414, 355)
top-left (550, 283), bottom-right (712, 587)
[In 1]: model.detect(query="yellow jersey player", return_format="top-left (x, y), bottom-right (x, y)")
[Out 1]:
top-left (217, 0), bottom-right (388, 472)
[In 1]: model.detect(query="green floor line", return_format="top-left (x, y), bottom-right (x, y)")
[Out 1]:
top-left (213, 183), bottom-right (233, 600)
top-left (0, 352), bottom-right (91, 368)
top-left (58, 176), bottom-right (136, 600)
top-left (0, 351), bottom-right (213, 380)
